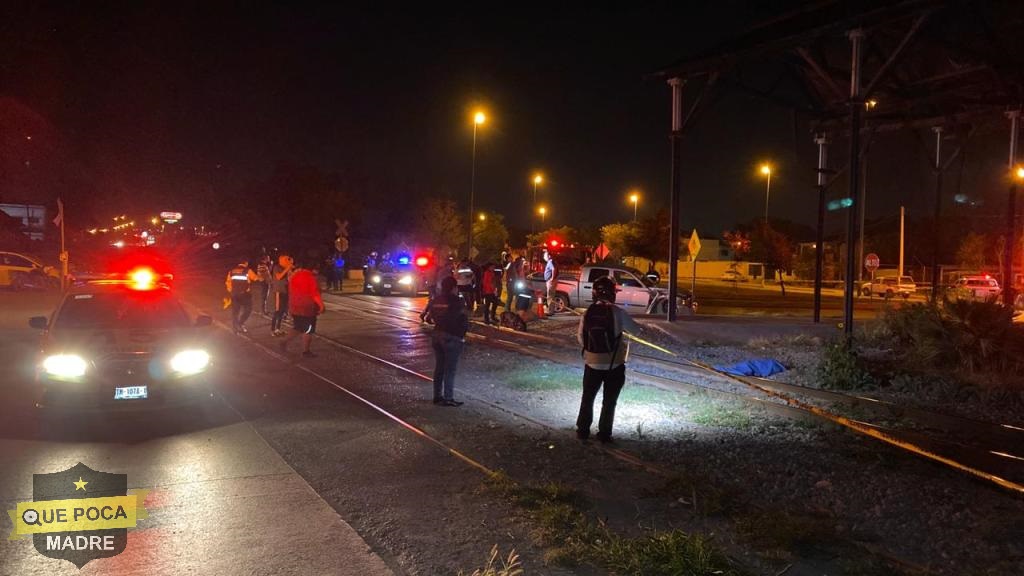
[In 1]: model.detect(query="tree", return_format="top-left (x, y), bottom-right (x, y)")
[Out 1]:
top-left (599, 222), bottom-right (640, 260)
top-left (527, 225), bottom-right (578, 249)
top-left (472, 214), bottom-right (509, 263)
top-left (722, 230), bottom-right (751, 262)
top-left (414, 197), bottom-right (463, 257)
top-left (956, 232), bottom-right (988, 271)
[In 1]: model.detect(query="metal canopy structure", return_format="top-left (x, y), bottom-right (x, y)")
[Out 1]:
top-left (654, 0), bottom-right (1024, 332)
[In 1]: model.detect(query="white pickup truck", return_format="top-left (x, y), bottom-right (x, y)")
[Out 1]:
top-left (529, 264), bottom-right (695, 315)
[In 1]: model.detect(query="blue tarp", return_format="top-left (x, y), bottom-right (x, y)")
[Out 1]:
top-left (713, 358), bottom-right (786, 378)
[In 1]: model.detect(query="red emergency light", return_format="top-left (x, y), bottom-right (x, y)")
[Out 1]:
top-left (548, 239), bottom-right (560, 248)
top-left (415, 256), bottom-right (430, 267)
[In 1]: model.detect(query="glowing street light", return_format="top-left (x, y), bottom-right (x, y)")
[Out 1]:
top-left (1016, 166), bottom-right (1024, 180)
top-left (538, 205), bottom-right (547, 225)
top-left (531, 173), bottom-right (544, 233)
top-left (629, 191), bottom-right (639, 222)
top-left (479, 212), bottom-right (487, 221)
top-left (468, 109), bottom-right (487, 258)
top-left (759, 163), bottom-right (773, 286)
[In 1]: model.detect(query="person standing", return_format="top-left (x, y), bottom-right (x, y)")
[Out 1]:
top-left (280, 257), bottom-right (324, 358)
top-left (226, 259), bottom-right (258, 334)
top-left (480, 261), bottom-right (500, 325)
top-left (430, 276), bottom-right (467, 406)
top-left (270, 253), bottom-right (293, 336)
top-left (255, 255), bottom-right (272, 314)
top-left (576, 276), bottom-right (640, 443)
top-left (543, 249), bottom-right (559, 314)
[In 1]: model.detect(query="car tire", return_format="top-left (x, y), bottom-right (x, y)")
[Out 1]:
top-left (885, 289), bottom-right (894, 299)
top-left (860, 286), bottom-right (872, 297)
top-left (552, 293), bottom-right (570, 313)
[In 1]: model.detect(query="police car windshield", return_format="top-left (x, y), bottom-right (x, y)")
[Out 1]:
top-left (55, 290), bottom-right (191, 329)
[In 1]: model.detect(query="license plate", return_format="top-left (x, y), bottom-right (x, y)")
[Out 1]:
top-left (383, 284), bottom-right (392, 288)
top-left (114, 386), bottom-right (148, 400)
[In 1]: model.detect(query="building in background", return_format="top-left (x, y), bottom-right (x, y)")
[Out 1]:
top-left (0, 203), bottom-right (48, 240)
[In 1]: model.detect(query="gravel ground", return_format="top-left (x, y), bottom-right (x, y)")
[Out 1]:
top-left (453, 340), bottom-right (1024, 575)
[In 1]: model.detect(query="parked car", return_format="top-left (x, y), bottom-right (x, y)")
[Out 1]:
top-left (860, 276), bottom-right (916, 299)
top-left (720, 269), bottom-right (749, 283)
top-left (528, 264), bottom-right (695, 315)
top-left (952, 275), bottom-right (1001, 302)
top-left (0, 251), bottom-right (60, 290)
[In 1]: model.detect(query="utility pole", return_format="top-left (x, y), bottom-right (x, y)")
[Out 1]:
top-left (813, 133), bottom-right (828, 323)
top-left (930, 126), bottom-right (944, 301)
top-left (667, 77), bottom-right (685, 322)
top-left (1005, 110), bottom-right (1019, 308)
top-left (843, 29), bottom-right (864, 339)
top-left (898, 206), bottom-right (905, 279)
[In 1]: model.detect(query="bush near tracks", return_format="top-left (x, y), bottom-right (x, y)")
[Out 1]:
top-left (820, 300), bottom-right (1024, 405)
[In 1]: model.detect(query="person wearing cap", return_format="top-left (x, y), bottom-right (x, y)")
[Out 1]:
top-left (226, 259), bottom-right (258, 334)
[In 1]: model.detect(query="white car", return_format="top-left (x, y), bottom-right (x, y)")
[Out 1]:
top-left (953, 276), bottom-right (1001, 301)
top-left (720, 270), bottom-right (749, 283)
top-left (861, 276), bottom-right (916, 299)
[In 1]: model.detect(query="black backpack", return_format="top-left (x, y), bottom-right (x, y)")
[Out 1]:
top-left (582, 303), bottom-right (619, 354)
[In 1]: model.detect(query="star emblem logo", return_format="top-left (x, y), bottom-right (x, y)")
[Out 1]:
top-left (73, 477), bottom-right (88, 491)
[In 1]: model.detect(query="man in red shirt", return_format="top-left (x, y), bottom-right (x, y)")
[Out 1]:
top-left (280, 258), bottom-right (324, 358)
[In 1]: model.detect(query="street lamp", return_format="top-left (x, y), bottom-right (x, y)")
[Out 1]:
top-left (532, 173), bottom-right (544, 234)
top-left (468, 110), bottom-right (486, 259)
top-left (479, 212), bottom-right (487, 221)
top-left (629, 192), bottom-right (639, 222)
top-left (538, 206), bottom-right (547, 226)
top-left (759, 163), bottom-right (772, 286)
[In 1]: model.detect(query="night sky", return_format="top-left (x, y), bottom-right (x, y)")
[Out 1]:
top-left (0, 3), bottom-right (1013, 241)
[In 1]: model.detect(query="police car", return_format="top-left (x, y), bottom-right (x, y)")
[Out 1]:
top-left (364, 254), bottom-right (430, 296)
top-left (28, 268), bottom-right (214, 411)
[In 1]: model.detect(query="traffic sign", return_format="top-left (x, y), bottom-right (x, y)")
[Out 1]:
top-left (864, 253), bottom-right (880, 272)
top-left (687, 230), bottom-right (701, 260)
top-left (594, 243), bottom-right (610, 260)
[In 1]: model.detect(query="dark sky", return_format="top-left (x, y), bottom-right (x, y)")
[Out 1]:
top-left (0, 2), bottom-right (1013, 240)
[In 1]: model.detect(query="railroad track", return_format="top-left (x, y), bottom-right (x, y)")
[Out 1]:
top-left (332, 293), bottom-right (1024, 495)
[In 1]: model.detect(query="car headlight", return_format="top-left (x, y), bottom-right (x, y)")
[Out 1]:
top-left (398, 275), bottom-right (413, 285)
top-left (372, 275), bottom-right (382, 284)
top-left (42, 354), bottom-right (88, 378)
top-left (515, 281), bottom-right (525, 290)
top-left (170, 350), bottom-right (210, 376)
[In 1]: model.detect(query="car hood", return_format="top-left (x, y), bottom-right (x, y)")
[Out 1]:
top-left (45, 327), bottom-right (209, 357)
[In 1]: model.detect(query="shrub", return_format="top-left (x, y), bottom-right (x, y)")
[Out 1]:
top-left (817, 341), bottom-right (875, 390)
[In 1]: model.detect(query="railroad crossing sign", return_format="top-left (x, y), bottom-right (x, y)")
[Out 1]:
top-left (864, 253), bottom-right (880, 272)
top-left (687, 230), bottom-right (701, 260)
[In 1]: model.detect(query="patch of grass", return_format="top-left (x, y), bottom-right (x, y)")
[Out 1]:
top-left (503, 372), bottom-right (576, 392)
top-left (458, 545), bottom-right (524, 576)
top-left (684, 395), bottom-right (753, 430)
top-left (747, 334), bottom-right (821, 349)
top-left (486, 472), bottom-right (744, 576)
top-left (619, 385), bottom-right (680, 404)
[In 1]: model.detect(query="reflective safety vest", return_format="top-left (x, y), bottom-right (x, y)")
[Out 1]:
top-left (456, 268), bottom-right (474, 287)
top-left (229, 265), bottom-right (251, 295)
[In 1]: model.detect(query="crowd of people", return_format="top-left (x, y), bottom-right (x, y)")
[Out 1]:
top-left (224, 247), bottom-right (635, 442)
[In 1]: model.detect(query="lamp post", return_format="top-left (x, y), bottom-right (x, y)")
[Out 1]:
top-left (760, 164), bottom-right (772, 286)
top-left (629, 192), bottom-right (639, 222)
top-left (538, 206), bottom-right (547, 226)
top-left (532, 174), bottom-right (543, 234)
top-left (468, 110), bottom-right (486, 259)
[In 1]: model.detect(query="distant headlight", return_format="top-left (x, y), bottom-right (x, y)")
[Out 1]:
top-left (170, 350), bottom-right (210, 376)
top-left (398, 275), bottom-right (413, 285)
top-left (372, 275), bottom-right (382, 284)
top-left (42, 354), bottom-right (88, 378)
top-left (515, 281), bottom-right (525, 290)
